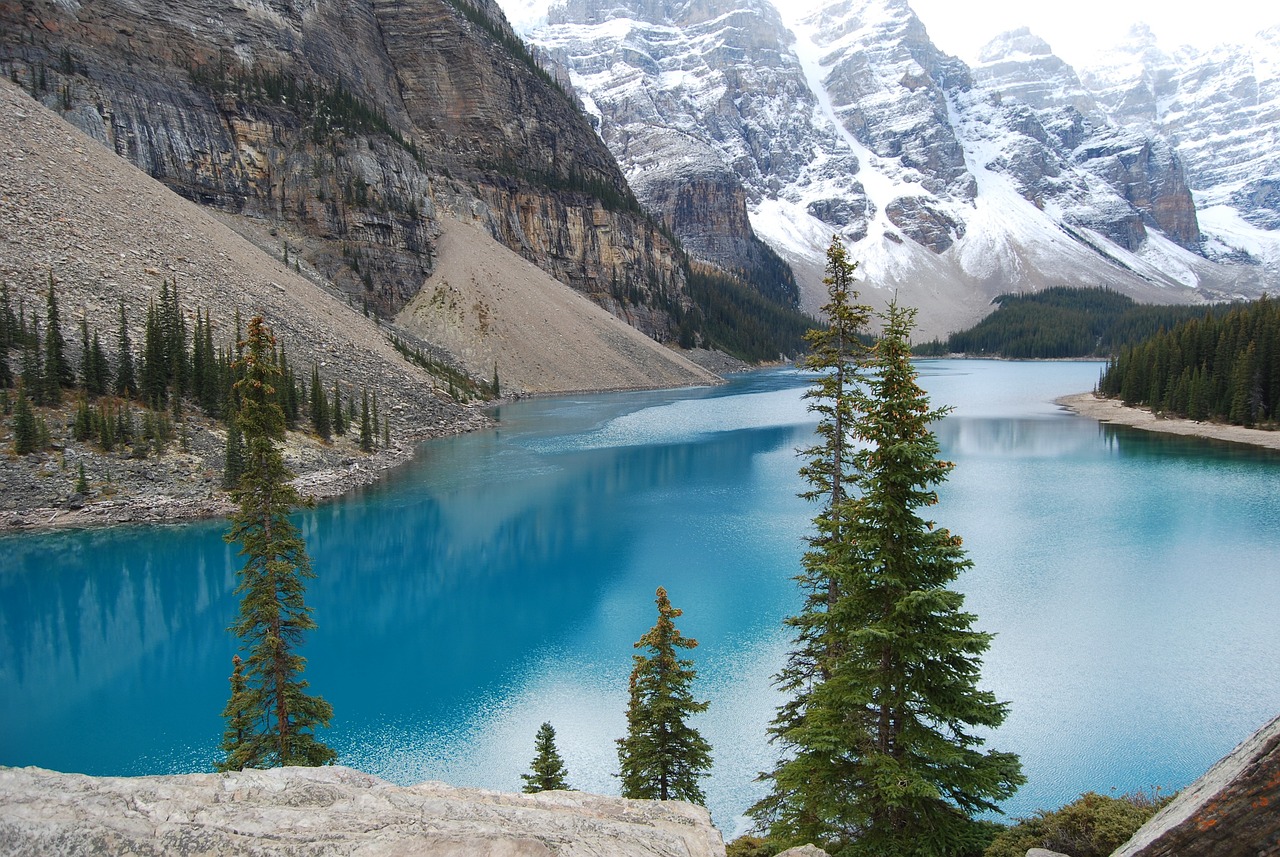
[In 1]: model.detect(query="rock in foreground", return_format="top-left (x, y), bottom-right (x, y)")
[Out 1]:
top-left (1114, 711), bottom-right (1280, 857)
top-left (0, 765), bottom-right (725, 856)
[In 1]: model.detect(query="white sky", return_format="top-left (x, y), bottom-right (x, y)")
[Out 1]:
top-left (502, 0), bottom-right (1280, 70)
top-left (906, 0), bottom-right (1279, 67)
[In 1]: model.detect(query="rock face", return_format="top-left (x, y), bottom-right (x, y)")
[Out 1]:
top-left (0, 765), bottom-right (727, 856)
top-left (0, 0), bottom-right (693, 340)
top-left (509, 0), bottom-right (1268, 338)
top-left (529, 0), bottom-right (804, 305)
top-left (1080, 24), bottom-right (1280, 276)
top-left (1111, 711), bottom-right (1280, 857)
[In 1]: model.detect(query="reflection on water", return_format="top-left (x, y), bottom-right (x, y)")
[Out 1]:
top-left (2, 360), bottom-right (1279, 836)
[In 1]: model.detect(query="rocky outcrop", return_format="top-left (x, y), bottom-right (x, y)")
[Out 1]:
top-left (1081, 25), bottom-right (1280, 237)
top-left (0, 0), bottom-right (692, 338)
top-left (0, 765), bottom-right (727, 856)
top-left (811, 0), bottom-right (974, 199)
top-left (528, 0), bottom-right (811, 305)
top-left (1111, 711), bottom-right (1280, 857)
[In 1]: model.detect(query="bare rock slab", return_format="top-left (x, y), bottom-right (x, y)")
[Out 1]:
top-left (1113, 712), bottom-right (1280, 857)
top-left (0, 765), bottom-right (726, 857)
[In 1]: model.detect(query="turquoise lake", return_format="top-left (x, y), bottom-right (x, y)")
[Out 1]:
top-left (2, 359), bottom-right (1279, 836)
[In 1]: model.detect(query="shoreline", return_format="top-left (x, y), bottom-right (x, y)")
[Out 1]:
top-left (1057, 392), bottom-right (1280, 451)
top-left (0, 441), bottom-right (428, 535)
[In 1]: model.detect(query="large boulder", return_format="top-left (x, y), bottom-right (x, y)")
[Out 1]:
top-left (0, 765), bottom-right (726, 856)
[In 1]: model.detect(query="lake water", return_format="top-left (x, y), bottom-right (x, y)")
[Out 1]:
top-left (3, 360), bottom-right (1279, 836)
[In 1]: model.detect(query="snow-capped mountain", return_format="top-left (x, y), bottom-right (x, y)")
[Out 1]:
top-left (1080, 24), bottom-right (1280, 277)
top-left (502, 0), bottom-right (1273, 336)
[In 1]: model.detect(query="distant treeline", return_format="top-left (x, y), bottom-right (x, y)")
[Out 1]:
top-left (915, 287), bottom-right (1229, 359)
top-left (1099, 296), bottom-right (1280, 427)
top-left (685, 263), bottom-right (814, 362)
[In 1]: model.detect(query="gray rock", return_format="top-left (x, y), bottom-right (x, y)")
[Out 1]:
top-left (776, 846), bottom-right (830, 857)
top-left (1026, 850), bottom-right (1072, 857)
top-left (1111, 711), bottom-right (1280, 857)
top-left (0, 765), bottom-right (727, 857)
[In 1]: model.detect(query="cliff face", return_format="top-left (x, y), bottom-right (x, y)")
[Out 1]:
top-left (0, 0), bottom-right (691, 340)
top-left (0, 765), bottom-right (727, 857)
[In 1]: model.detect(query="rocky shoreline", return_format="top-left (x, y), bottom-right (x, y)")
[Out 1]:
top-left (0, 403), bottom-right (491, 534)
top-left (1057, 392), bottom-right (1280, 451)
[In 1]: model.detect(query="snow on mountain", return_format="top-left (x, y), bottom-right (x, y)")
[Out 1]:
top-left (1080, 25), bottom-right (1280, 280)
top-left (500, 0), bottom-right (1273, 338)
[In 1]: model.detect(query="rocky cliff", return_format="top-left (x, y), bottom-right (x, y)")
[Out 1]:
top-left (0, 765), bottom-right (727, 856)
top-left (509, 0), bottom-right (1269, 338)
top-left (0, 0), bottom-right (695, 341)
top-left (1080, 24), bottom-right (1280, 278)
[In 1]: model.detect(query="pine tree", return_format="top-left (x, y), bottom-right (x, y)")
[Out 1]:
top-left (223, 417), bottom-right (245, 489)
top-left (331, 381), bottom-right (346, 436)
top-left (522, 722), bottom-right (572, 793)
top-left (218, 655), bottom-right (255, 771)
top-left (44, 277), bottom-right (74, 395)
top-left (359, 388), bottom-right (373, 452)
top-left (310, 364), bottom-right (331, 440)
top-left (219, 316), bottom-right (335, 771)
top-left (115, 301), bottom-right (137, 398)
top-left (752, 300), bottom-right (1023, 857)
top-left (616, 586), bottom-right (712, 804)
top-left (11, 382), bottom-right (37, 454)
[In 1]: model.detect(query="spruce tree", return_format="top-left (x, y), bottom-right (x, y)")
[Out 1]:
top-left (331, 381), bottom-right (346, 436)
top-left (220, 316), bottom-right (335, 771)
top-left (616, 586), bottom-right (712, 804)
top-left (522, 722), bottom-right (571, 793)
top-left (223, 418), bottom-right (245, 489)
top-left (751, 235), bottom-right (872, 849)
top-left (752, 300), bottom-right (1023, 857)
top-left (310, 364), bottom-right (331, 440)
top-left (11, 382), bottom-right (37, 454)
top-left (115, 301), bottom-right (137, 398)
top-left (359, 388), bottom-right (373, 452)
top-left (44, 278), bottom-right (74, 394)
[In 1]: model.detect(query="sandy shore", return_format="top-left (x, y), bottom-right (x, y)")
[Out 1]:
top-left (1057, 392), bottom-right (1280, 451)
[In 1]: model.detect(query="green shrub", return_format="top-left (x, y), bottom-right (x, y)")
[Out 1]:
top-left (984, 791), bottom-right (1170, 857)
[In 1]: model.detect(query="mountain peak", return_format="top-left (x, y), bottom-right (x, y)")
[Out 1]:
top-left (977, 27), bottom-right (1055, 64)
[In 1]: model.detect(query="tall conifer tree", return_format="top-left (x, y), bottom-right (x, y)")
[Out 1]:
top-left (115, 301), bottom-right (137, 398)
top-left (752, 296), bottom-right (1022, 856)
top-left (219, 316), bottom-right (335, 771)
top-left (617, 587), bottom-right (712, 804)
top-left (310, 364), bottom-right (330, 440)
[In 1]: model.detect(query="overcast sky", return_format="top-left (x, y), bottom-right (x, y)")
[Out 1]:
top-left (906, 0), bottom-right (1278, 67)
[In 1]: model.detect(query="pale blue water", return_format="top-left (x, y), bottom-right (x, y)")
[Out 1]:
top-left (2, 360), bottom-right (1279, 837)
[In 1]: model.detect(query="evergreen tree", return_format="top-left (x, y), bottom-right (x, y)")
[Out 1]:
top-left (44, 278), bottom-right (74, 394)
top-left (20, 325), bottom-right (45, 406)
top-left (219, 316), bottom-right (335, 771)
top-left (218, 655), bottom-right (254, 769)
top-left (331, 381), bottom-right (346, 436)
top-left (115, 301), bottom-right (137, 398)
top-left (223, 416), bottom-right (245, 489)
top-left (310, 364), bottom-right (331, 440)
top-left (752, 300), bottom-right (1023, 857)
top-left (616, 586), bottom-right (712, 804)
top-left (11, 382), bottom-right (37, 454)
top-left (140, 300), bottom-right (168, 407)
top-left (359, 388), bottom-right (373, 452)
top-left (522, 722), bottom-right (572, 793)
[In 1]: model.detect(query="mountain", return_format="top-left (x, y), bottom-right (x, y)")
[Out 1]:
top-left (0, 0), bottom-right (778, 380)
top-left (510, 0), bottom-right (1273, 338)
top-left (1079, 24), bottom-right (1280, 278)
